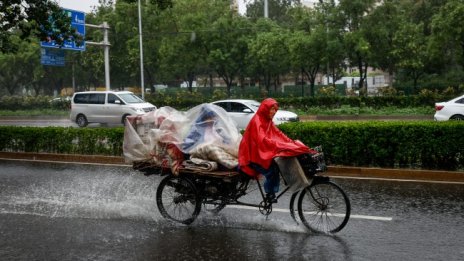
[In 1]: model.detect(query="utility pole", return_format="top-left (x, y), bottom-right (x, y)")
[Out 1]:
top-left (138, 0), bottom-right (145, 100)
top-left (264, 0), bottom-right (269, 18)
top-left (72, 60), bottom-right (75, 92)
top-left (86, 22), bottom-right (111, 91)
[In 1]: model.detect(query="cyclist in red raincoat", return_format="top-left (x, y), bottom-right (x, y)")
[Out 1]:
top-left (238, 98), bottom-right (316, 202)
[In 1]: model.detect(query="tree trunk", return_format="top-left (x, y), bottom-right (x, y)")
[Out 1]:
top-left (264, 72), bottom-right (271, 95)
top-left (145, 69), bottom-right (155, 95)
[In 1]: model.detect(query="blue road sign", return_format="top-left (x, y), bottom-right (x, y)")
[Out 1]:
top-left (41, 9), bottom-right (86, 51)
top-left (41, 48), bottom-right (66, 66)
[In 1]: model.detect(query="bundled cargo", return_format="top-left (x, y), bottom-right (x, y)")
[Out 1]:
top-left (123, 103), bottom-right (242, 175)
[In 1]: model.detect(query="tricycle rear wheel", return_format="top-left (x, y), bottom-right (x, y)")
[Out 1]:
top-left (156, 175), bottom-right (201, 225)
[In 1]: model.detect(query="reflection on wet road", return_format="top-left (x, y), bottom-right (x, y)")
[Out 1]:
top-left (0, 160), bottom-right (463, 260)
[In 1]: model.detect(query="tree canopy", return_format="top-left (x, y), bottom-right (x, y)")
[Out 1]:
top-left (1, 0), bottom-right (464, 97)
top-left (0, 0), bottom-right (83, 53)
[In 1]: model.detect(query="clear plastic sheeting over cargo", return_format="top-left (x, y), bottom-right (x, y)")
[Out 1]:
top-left (123, 104), bottom-right (242, 174)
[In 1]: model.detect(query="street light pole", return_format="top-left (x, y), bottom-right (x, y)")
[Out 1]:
top-left (138, 0), bottom-right (145, 100)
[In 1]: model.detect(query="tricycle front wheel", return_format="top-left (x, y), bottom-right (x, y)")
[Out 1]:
top-left (156, 175), bottom-right (201, 225)
top-left (298, 180), bottom-right (351, 233)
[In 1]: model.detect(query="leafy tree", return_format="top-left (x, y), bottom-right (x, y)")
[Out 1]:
top-left (246, 0), bottom-right (301, 25)
top-left (0, 35), bottom-right (42, 95)
top-left (108, 1), bottom-right (148, 90)
top-left (0, 0), bottom-right (81, 53)
top-left (336, 0), bottom-right (376, 95)
top-left (156, 0), bottom-right (228, 91)
top-left (307, 0), bottom-right (345, 87)
top-left (3, 0), bottom-right (464, 99)
top-left (363, 0), bottom-right (402, 87)
top-left (248, 23), bottom-right (290, 94)
top-left (119, 0), bottom-right (173, 10)
top-left (405, 0), bottom-right (445, 36)
top-left (287, 29), bottom-right (325, 96)
top-left (392, 22), bottom-right (428, 92)
top-left (158, 35), bottom-right (202, 91)
top-left (430, 0), bottom-right (464, 68)
top-left (205, 13), bottom-right (252, 97)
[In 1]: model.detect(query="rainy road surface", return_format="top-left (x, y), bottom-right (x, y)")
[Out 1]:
top-left (0, 159), bottom-right (463, 261)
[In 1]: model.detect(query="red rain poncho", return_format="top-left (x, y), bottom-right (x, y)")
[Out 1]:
top-left (238, 98), bottom-right (315, 177)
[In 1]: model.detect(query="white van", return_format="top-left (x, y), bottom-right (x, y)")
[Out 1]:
top-left (70, 91), bottom-right (156, 127)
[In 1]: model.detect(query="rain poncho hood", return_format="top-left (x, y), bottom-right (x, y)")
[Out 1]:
top-left (238, 98), bottom-right (313, 176)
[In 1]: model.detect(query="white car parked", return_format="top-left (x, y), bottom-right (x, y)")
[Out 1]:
top-left (434, 94), bottom-right (464, 121)
top-left (212, 99), bottom-right (299, 129)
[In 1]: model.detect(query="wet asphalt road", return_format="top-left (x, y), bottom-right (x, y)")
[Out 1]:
top-left (0, 160), bottom-right (463, 261)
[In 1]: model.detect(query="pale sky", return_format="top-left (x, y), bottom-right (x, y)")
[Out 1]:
top-left (57, 0), bottom-right (247, 14)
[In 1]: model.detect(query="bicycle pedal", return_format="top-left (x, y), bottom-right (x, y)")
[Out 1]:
top-left (265, 194), bottom-right (277, 203)
top-left (266, 198), bottom-right (277, 204)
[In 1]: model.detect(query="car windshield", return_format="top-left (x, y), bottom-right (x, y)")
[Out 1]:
top-left (119, 93), bottom-right (145, 104)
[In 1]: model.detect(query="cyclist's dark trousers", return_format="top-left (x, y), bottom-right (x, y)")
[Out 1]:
top-left (250, 162), bottom-right (279, 194)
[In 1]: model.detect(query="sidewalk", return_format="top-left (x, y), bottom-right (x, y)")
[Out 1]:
top-left (1, 151), bottom-right (463, 183)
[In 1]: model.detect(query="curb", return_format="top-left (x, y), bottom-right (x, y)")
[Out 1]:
top-left (1, 152), bottom-right (463, 182)
top-left (0, 152), bottom-right (126, 165)
top-left (326, 166), bottom-right (464, 183)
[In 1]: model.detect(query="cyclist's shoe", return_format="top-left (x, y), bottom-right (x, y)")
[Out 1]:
top-left (265, 193), bottom-right (277, 203)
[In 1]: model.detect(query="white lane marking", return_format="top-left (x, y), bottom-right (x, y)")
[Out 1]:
top-left (350, 214), bottom-right (392, 221)
top-left (225, 205), bottom-right (392, 221)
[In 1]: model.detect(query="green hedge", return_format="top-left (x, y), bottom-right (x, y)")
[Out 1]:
top-left (0, 122), bottom-right (463, 171)
top-left (279, 121), bottom-right (464, 170)
top-left (0, 126), bottom-right (124, 156)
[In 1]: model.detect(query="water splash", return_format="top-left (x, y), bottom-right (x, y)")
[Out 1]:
top-left (1, 167), bottom-right (161, 221)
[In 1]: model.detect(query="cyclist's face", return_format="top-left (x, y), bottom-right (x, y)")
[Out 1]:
top-left (269, 105), bottom-right (277, 119)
